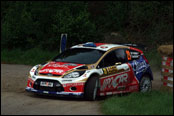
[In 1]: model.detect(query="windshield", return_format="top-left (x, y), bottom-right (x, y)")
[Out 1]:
top-left (52, 48), bottom-right (105, 64)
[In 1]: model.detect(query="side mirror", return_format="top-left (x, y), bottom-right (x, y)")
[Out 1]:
top-left (115, 62), bottom-right (121, 65)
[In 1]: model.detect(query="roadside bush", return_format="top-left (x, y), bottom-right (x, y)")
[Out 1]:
top-left (51, 2), bottom-right (98, 49)
top-left (1, 1), bottom-right (173, 51)
top-left (1, 1), bottom-right (99, 51)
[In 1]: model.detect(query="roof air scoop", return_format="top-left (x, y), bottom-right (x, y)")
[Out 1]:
top-left (83, 42), bottom-right (96, 47)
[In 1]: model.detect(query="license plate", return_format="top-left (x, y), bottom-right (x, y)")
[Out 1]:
top-left (40, 81), bottom-right (53, 87)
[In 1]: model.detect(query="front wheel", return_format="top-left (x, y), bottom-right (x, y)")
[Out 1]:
top-left (139, 76), bottom-right (152, 92)
top-left (84, 76), bottom-right (99, 101)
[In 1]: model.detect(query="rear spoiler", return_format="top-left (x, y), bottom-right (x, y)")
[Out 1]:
top-left (119, 43), bottom-right (147, 51)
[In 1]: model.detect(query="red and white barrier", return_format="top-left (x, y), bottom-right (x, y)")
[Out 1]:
top-left (158, 45), bottom-right (173, 92)
top-left (161, 56), bottom-right (173, 88)
top-left (163, 82), bottom-right (173, 88)
top-left (162, 68), bottom-right (173, 74)
top-left (163, 76), bottom-right (173, 81)
top-left (161, 56), bottom-right (173, 90)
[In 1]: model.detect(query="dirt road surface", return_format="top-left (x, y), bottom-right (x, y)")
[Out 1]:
top-left (1, 64), bottom-right (162, 115)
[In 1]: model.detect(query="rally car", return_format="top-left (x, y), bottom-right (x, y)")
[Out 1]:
top-left (26, 42), bottom-right (153, 100)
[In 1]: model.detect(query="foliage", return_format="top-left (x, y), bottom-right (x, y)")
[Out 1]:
top-left (1, 1), bottom-right (98, 51)
top-left (89, 1), bottom-right (173, 48)
top-left (51, 2), bottom-right (98, 48)
top-left (126, 1), bottom-right (173, 48)
top-left (105, 1), bottom-right (129, 31)
top-left (1, 1), bottom-right (173, 51)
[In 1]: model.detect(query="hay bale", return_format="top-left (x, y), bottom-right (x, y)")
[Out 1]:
top-left (158, 45), bottom-right (173, 57)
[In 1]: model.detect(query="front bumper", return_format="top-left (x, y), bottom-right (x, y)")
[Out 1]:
top-left (25, 87), bottom-right (84, 97)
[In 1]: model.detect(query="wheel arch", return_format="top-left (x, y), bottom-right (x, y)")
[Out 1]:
top-left (141, 72), bottom-right (153, 82)
top-left (85, 73), bottom-right (100, 86)
top-left (84, 73), bottom-right (100, 92)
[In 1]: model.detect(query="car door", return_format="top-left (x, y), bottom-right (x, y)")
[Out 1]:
top-left (98, 48), bottom-right (135, 95)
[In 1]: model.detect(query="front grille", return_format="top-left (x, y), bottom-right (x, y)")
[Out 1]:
top-left (39, 73), bottom-right (61, 77)
top-left (33, 79), bottom-right (64, 92)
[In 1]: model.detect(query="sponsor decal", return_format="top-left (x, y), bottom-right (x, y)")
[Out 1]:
top-left (63, 82), bottom-right (85, 87)
top-left (129, 55), bottom-right (153, 81)
top-left (43, 91), bottom-right (49, 94)
top-left (100, 73), bottom-right (128, 91)
top-left (62, 80), bottom-right (72, 82)
top-left (131, 60), bottom-right (148, 74)
top-left (102, 66), bottom-right (117, 75)
top-left (129, 85), bottom-right (139, 91)
top-left (130, 52), bottom-right (140, 58)
top-left (39, 69), bottom-right (64, 73)
top-left (47, 63), bottom-right (69, 68)
top-left (102, 68), bottom-right (108, 75)
top-left (64, 63), bottom-right (77, 66)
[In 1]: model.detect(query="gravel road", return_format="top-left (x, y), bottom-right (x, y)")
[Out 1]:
top-left (1, 64), bottom-right (162, 115)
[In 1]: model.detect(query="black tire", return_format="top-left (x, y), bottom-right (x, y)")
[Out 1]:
top-left (84, 76), bottom-right (99, 101)
top-left (139, 75), bottom-right (152, 92)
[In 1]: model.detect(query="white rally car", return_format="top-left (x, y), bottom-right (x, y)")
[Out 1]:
top-left (26, 42), bottom-right (153, 100)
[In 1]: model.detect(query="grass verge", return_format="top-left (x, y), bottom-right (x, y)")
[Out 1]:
top-left (1, 48), bottom-right (58, 66)
top-left (101, 91), bottom-right (173, 115)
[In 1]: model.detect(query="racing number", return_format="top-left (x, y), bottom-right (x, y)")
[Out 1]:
top-left (126, 50), bottom-right (132, 61)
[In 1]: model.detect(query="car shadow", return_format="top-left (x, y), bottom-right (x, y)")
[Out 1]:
top-left (24, 91), bottom-right (131, 102)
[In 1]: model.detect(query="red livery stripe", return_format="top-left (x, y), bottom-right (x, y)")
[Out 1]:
top-left (95, 43), bottom-right (107, 46)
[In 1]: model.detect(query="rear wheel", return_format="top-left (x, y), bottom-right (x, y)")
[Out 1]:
top-left (84, 76), bottom-right (99, 101)
top-left (139, 76), bottom-right (152, 92)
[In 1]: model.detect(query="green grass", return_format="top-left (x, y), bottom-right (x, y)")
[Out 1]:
top-left (101, 91), bottom-right (173, 115)
top-left (1, 48), bottom-right (58, 65)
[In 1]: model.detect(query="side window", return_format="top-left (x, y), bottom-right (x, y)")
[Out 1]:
top-left (114, 49), bottom-right (127, 63)
top-left (98, 51), bottom-right (117, 68)
top-left (98, 49), bottom-right (127, 68)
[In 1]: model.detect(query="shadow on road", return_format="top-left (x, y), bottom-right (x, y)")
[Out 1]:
top-left (24, 90), bottom-right (132, 102)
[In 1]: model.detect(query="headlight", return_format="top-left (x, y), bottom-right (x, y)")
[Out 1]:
top-left (32, 75), bottom-right (36, 79)
top-left (34, 67), bottom-right (39, 75)
top-left (63, 71), bottom-right (85, 78)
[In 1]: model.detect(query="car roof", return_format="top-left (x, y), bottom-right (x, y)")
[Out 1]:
top-left (71, 42), bottom-right (129, 51)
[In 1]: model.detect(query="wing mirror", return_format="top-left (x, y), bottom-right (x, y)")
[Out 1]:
top-left (115, 62), bottom-right (122, 65)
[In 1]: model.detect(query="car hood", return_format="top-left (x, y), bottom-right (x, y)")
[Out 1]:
top-left (38, 61), bottom-right (84, 76)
